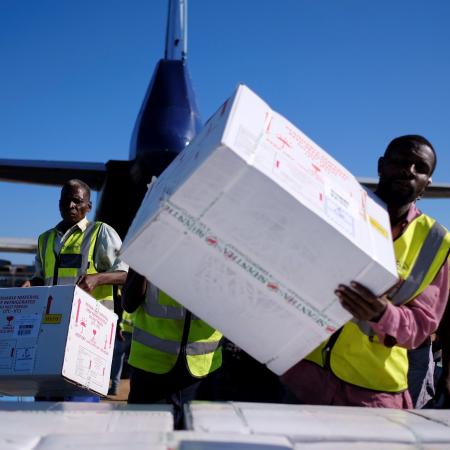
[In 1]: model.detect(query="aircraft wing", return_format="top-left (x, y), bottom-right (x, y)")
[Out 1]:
top-left (0, 237), bottom-right (37, 254)
top-left (358, 177), bottom-right (450, 199)
top-left (0, 159), bottom-right (107, 190)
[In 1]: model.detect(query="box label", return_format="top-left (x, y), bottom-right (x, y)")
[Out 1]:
top-left (63, 291), bottom-right (116, 394)
top-left (42, 314), bottom-right (62, 324)
top-left (14, 345), bottom-right (36, 372)
top-left (13, 313), bottom-right (41, 338)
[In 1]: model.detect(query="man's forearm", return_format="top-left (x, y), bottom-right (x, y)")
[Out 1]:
top-left (122, 269), bottom-right (147, 313)
top-left (94, 271), bottom-right (128, 286)
top-left (369, 263), bottom-right (449, 349)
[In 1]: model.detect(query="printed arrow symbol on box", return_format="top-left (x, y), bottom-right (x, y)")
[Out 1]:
top-left (46, 296), bottom-right (53, 314)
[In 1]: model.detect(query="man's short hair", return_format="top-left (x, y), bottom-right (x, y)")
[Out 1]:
top-left (62, 179), bottom-right (92, 201)
top-left (384, 135), bottom-right (437, 174)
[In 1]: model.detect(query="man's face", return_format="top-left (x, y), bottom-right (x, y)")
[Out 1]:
top-left (59, 184), bottom-right (91, 226)
top-left (377, 144), bottom-right (435, 206)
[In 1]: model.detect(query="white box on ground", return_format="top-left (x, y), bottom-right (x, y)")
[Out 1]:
top-left (121, 84), bottom-right (398, 375)
top-left (185, 402), bottom-right (450, 445)
top-left (0, 285), bottom-right (117, 396)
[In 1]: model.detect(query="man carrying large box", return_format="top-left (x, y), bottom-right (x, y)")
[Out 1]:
top-left (282, 135), bottom-right (450, 408)
top-left (22, 178), bottom-right (128, 400)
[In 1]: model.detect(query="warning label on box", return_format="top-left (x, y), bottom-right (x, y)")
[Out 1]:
top-left (13, 314), bottom-right (41, 338)
top-left (14, 346), bottom-right (36, 372)
top-left (72, 345), bottom-right (107, 389)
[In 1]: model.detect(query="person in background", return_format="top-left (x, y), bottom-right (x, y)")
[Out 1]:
top-left (122, 269), bottom-right (222, 427)
top-left (282, 135), bottom-right (450, 408)
top-left (23, 179), bottom-right (128, 305)
top-left (23, 178), bottom-right (128, 401)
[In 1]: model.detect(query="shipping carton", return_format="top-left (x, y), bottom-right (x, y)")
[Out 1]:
top-left (185, 402), bottom-right (450, 445)
top-left (0, 285), bottom-right (117, 396)
top-left (121, 85), bottom-right (398, 375)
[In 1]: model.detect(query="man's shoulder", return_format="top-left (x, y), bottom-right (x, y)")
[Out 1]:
top-left (93, 221), bottom-right (123, 246)
top-left (38, 226), bottom-right (58, 240)
top-left (416, 212), bottom-right (449, 234)
top-left (94, 221), bottom-right (120, 234)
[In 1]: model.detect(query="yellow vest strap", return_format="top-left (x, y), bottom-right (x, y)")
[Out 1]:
top-left (355, 220), bottom-right (448, 337)
top-left (390, 221), bottom-right (448, 305)
top-left (79, 222), bottom-right (102, 275)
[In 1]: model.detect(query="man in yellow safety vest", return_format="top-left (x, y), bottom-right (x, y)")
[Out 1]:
top-left (23, 179), bottom-right (128, 401)
top-left (23, 179), bottom-right (128, 301)
top-left (282, 135), bottom-right (450, 408)
top-left (122, 269), bottom-right (222, 426)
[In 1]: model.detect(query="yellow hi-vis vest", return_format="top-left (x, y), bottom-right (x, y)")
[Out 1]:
top-left (38, 221), bottom-right (113, 302)
top-left (307, 213), bottom-right (450, 392)
top-left (129, 283), bottom-right (222, 377)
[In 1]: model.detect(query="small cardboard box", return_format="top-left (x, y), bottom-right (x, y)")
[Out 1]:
top-left (0, 285), bottom-right (117, 396)
top-left (121, 85), bottom-right (398, 375)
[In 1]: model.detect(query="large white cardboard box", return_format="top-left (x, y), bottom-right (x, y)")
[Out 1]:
top-left (185, 402), bottom-right (450, 445)
top-left (121, 85), bottom-right (398, 375)
top-left (0, 285), bottom-right (117, 396)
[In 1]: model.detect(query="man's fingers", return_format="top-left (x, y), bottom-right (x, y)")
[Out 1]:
top-left (338, 294), bottom-right (375, 319)
top-left (336, 282), bottom-right (388, 321)
top-left (348, 282), bottom-right (378, 303)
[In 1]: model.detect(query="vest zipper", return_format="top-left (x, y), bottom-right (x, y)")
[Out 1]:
top-left (322, 327), bottom-right (343, 369)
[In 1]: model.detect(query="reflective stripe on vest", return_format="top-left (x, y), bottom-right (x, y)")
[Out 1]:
top-left (390, 221), bottom-right (447, 305)
top-left (355, 220), bottom-right (448, 337)
top-left (143, 284), bottom-right (202, 321)
top-left (307, 213), bottom-right (450, 392)
top-left (39, 222), bottom-right (113, 302)
top-left (133, 327), bottom-right (221, 355)
top-left (129, 285), bottom-right (222, 376)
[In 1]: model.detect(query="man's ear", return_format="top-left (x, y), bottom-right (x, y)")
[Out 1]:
top-left (377, 157), bottom-right (384, 176)
top-left (88, 201), bottom-right (92, 211)
top-left (428, 176), bottom-right (433, 186)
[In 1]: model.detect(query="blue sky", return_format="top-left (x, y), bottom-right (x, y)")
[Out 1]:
top-left (1, 0), bottom-right (449, 265)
